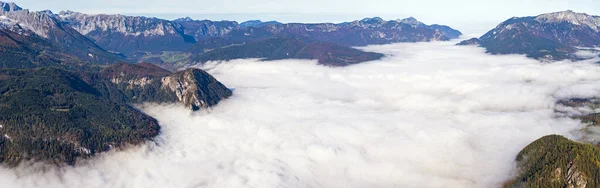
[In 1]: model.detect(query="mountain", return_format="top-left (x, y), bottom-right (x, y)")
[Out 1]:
top-left (0, 63), bottom-right (232, 166)
top-left (59, 10), bottom-right (197, 57)
top-left (89, 62), bottom-right (233, 110)
top-left (504, 135), bottom-right (600, 188)
top-left (240, 20), bottom-right (283, 28)
top-left (173, 17), bottom-right (239, 41)
top-left (0, 28), bottom-right (85, 68)
top-left (187, 37), bottom-right (384, 67)
top-left (458, 10), bottom-right (600, 61)
top-left (0, 3), bottom-right (124, 64)
top-left (0, 67), bottom-right (160, 166)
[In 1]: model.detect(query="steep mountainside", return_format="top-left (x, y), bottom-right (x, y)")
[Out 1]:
top-left (0, 3), bottom-right (124, 64)
top-left (189, 37), bottom-right (384, 67)
top-left (87, 62), bottom-right (233, 110)
top-left (0, 28), bottom-right (84, 68)
top-left (0, 63), bottom-right (232, 166)
top-left (59, 11), bottom-right (196, 57)
top-left (504, 135), bottom-right (600, 188)
top-left (458, 10), bottom-right (600, 61)
top-left (0, 67), bottom-right (160, 166)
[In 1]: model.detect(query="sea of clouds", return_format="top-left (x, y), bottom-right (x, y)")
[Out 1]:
top-left (2, 41), bottom-right (600, 188)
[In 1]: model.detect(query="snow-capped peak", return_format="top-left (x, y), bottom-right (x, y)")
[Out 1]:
top-left (536, 10), bottom-right (600, 30)
top-left (0, 1), bottom-right (22, 12)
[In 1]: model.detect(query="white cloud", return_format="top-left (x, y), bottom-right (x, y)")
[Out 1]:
top-left (2, 41), bottom-right (600, 187)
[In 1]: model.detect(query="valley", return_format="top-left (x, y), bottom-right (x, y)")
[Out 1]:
top-left (1, 1), bottom-right (600, 187)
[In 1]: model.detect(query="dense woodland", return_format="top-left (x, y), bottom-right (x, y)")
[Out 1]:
top-left (504, 135), bottom-right (600, 188)
top-left (0, 68), bottom-right (161, 166)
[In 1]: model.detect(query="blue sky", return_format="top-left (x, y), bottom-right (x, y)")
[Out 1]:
top-left (10, 0), bottom-right (600, 34)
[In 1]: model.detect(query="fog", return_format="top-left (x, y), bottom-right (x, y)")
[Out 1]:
top-left (3, 41), bottom-right (600, 188)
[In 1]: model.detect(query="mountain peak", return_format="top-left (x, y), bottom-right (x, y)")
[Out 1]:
top-left (174, 17), bottom-right (194, 22)
top-left (360, 17), bottom-right (385, 24)
top-left (58, 10), bottom-right (80, 17)
top-left (536, 10), bottom-right (600, 30)
top-left (0, 1), bottom-right (22, 12)
top-left (399, 17), bottom-right (424, 25)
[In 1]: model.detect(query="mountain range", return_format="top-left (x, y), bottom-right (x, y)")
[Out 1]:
top-left (1, 3), bottom-right (599, 185)
top-left (0, 2), bottom-right (466, 69)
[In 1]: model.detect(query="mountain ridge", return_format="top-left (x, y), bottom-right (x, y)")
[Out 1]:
top-left (458, 10), bottom-right (600, 61)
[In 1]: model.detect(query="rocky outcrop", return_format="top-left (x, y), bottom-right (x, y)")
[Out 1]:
top-left (92, 62), bottom-right (232, 111)
top-left (161, 69), bottom-right (232, 110)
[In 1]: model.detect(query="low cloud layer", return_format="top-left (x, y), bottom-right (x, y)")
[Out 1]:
top-left (3, 41), bottom-right (600, 188)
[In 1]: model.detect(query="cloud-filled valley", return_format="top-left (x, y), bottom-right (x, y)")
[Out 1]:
top-left (3, 41), bottom-right (600, 187)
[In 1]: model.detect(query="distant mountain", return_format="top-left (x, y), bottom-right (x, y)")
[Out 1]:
top-left (172, 17), bottom-right (239, 40)
top-left (59, 11), bottom-right (197, 57)
top-left (0, 3), bottom-right (124, 64)
top-left (0, 63), bottom-right (232, 166)
top-left (504, 135), bottom-right (600, 188)
top-left (187, 37), bottom-right (384, 67)
top-left (458, 10), bottom-right (600, 61)
top-left (240, 20), bottom-right (283, 28)
top-left (183, 17), bottom-right (460, 67)
top-left (194, 17), bottom-right (462, 50)
top-left (51, 8), bottom-right (461, 64)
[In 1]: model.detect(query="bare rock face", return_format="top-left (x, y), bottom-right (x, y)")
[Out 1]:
top-left (93, 63), bottom-right (232, 111)
top-left (161, 69), bottom-right (232, 110)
